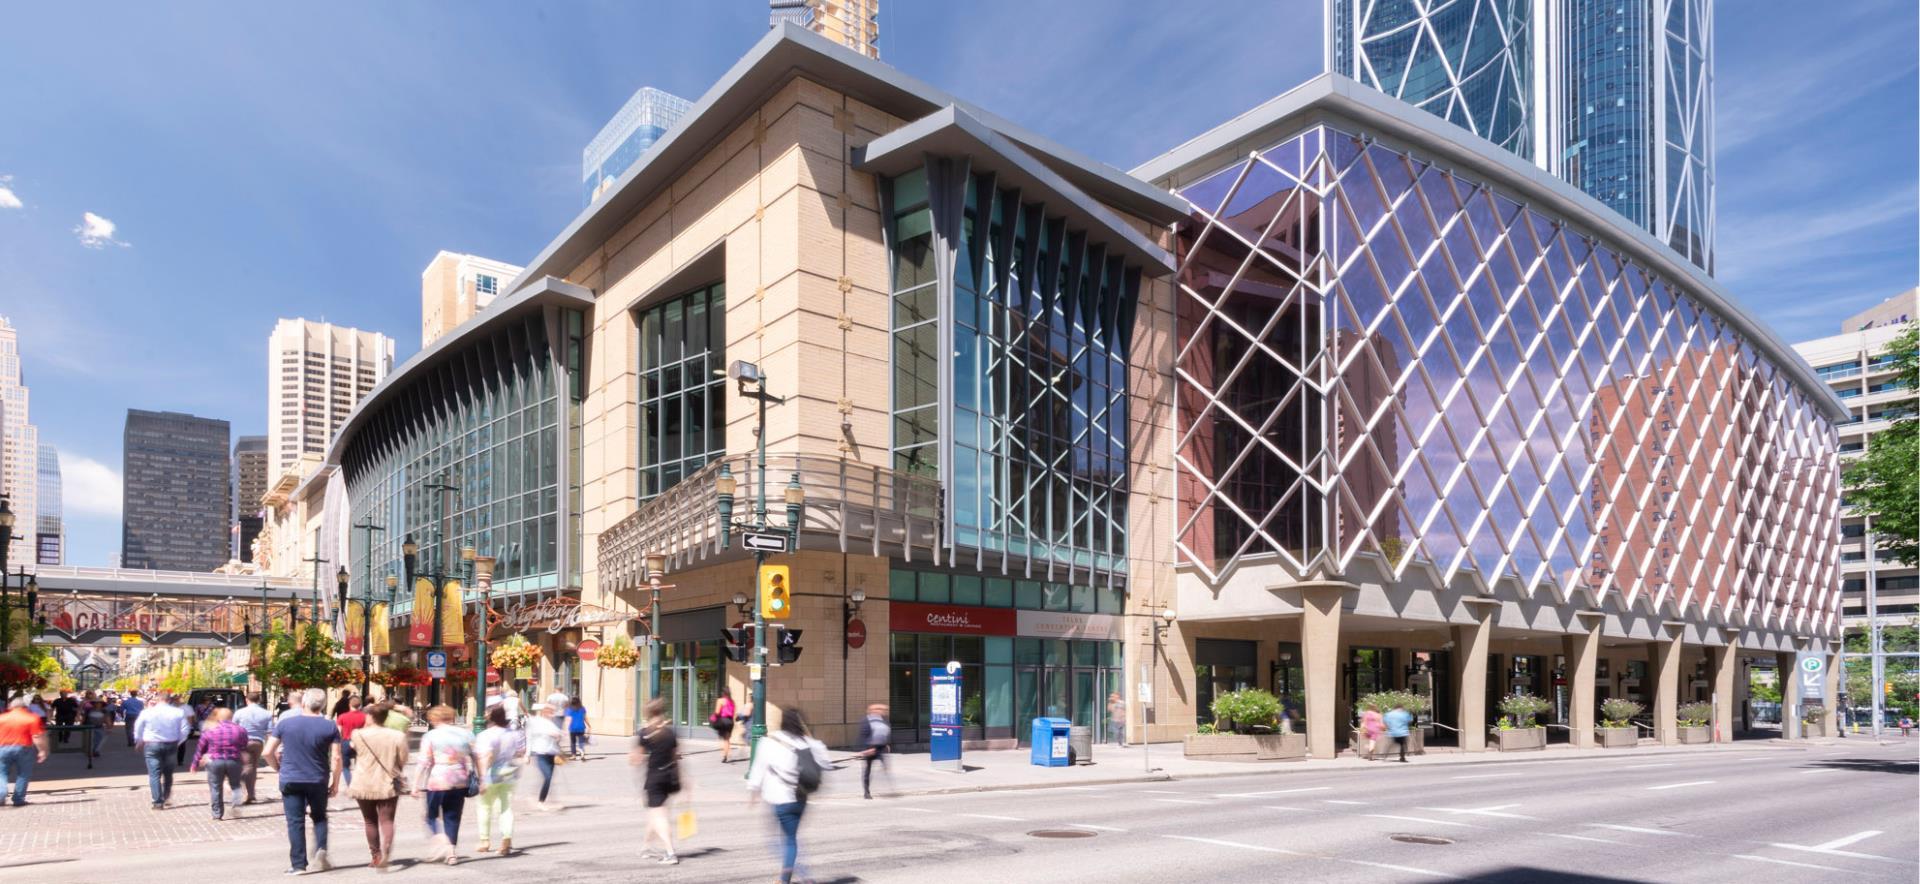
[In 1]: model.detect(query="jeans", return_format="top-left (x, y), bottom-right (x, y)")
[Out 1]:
top-left (1392, 734), bottom-right (1409, 762)
top-left (205, 759), bottom-right (243, 817)
top-left (0, 745), bottom-right (34, 805)
top-left (861, 749), bottom-right (889, 797)
top-left (242, 740), bottom-right (264, 802)
top-left (124, 714), bottom-right (138, 746)
top-left (340, 743), bottom-right (356, 786)
top-left (568, 732), bottom-right (587, 755)
top-left (357, 797), bottom-right (398, 863)
top-left (772, 801), bottom-right (806, 881)
top-left (280, 781), bottom-right (330, 871)
top-left (90, 725), bottom-right (106, 756)
top-left (424, 789), bottom-right (467, 846)
top-left (477, 781), bottom-right (516, 842)
top-left (142, 742), bottom-right (179, 804)
top-left (533, 754), bottom-right (556, 802)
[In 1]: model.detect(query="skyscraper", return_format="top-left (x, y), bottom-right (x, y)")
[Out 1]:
top-left (770, 0), bottom-right (880, 58)
top-left (35, 444), bottom-right (60, 565)
top-left (267, 319), bottom-right (393, 479)
top-left (233, 435), bottom-right (268, 563)
top-left (1328, 0), bottom-right (1716, 272)
top-left (123, 410), bottom-right (231, 572)
top-left (0, 316), bottom-right (37, 568)
top-left (582, 87), bottom-right (692, 204)
top-left (421, 251), bottom-right (524, 347)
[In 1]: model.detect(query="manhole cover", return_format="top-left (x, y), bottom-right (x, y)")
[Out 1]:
top-left (1389, 833), bottom-right (1454, 846)
top-left (1027, 829), bottom-right (1097, 839)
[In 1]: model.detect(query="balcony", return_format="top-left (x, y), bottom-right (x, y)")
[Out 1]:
top-left (598, 453), bottom-right (943, 592)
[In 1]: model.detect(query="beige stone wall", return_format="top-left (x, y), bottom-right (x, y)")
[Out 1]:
top-left (1122, 224), bottom-right (1183, 742)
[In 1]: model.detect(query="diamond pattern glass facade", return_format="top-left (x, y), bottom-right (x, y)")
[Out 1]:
top-left (1172, 126), bottom-right (1841, 631)
top-left (1332, 0), bottom-right (1533, 157)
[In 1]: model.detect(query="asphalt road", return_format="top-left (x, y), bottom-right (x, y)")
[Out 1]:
top-left (12, 738), bottom-right (1917, 883)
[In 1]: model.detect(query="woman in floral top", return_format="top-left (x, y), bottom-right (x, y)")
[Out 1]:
top-left (414, 705), bottom-right (476, 865)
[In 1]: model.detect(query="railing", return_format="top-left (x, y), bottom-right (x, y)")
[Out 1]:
top-left (30, 563), bottom-right (306, 589)
top-left (37, 596), bottom-right (302, 644)
top-left (599, 453), bottom-right (943, 592)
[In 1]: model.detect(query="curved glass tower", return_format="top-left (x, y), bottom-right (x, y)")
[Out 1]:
top-left (1329, 0), bottom-right (1534, 157)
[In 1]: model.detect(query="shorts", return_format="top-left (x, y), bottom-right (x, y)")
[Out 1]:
top-left (712, 717), bottom-right (734, 738)
top-left (645, 786), bottom-right (673, 808)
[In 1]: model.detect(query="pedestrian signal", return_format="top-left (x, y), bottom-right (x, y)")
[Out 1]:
top-left (760, 564), bottom-right (793, 619)
top-left (775, 626), bottom-right (803, 664)
top-left (722, 627), bottom-right (752, 663)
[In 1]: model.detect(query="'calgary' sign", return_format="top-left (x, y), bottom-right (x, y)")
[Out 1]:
top-left (498, 597), bottom-right (635, 634)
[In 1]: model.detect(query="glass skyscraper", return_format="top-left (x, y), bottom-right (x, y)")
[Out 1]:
top-left (1329, 0), bottom-right (1534, 156)
top-left (582, 87), bottom-right (692, 204)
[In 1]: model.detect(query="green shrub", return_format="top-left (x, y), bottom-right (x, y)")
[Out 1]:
top-left (1497, 693), bottom-right (1550, 727)
top-left (1676, 701), bottom-right (1713, 727)
top-left (1211, 688), bottom-right (1281, 733)
top-left (1356, 690), bottom-right (1432, 718)
top-left (1599, 698), bottom-right (1643, 728)
top-left (1195, 722), bottom-right (1219, 735)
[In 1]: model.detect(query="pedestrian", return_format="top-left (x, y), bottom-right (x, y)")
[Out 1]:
top-left (132, 692), bottom-right (190, 809)
top-left (1383, 702), bottom-right (1414, 763)
top-left (1107, 691), bottom-right (1126, 747)
top-left (0, 697), bottom-right (50, 807)
top-left (235, 692), bottom-right (275, 805)
top-left (264, 688), bottom-right (342, 874)
top-left (565, 697), bottom-right (589, 759)
top-left (1359, 704), bottom-right (1384, 760)
top-left (710, 692), bottom-right (738, 763)
top-left (121, 692), bottom-right (145, 747)
top-left (331, 690), bottom-right (355, 720)
top-left (335, 696), bottom-right (368, 786)
top-left (746, 706), bottom-right (831, 884)
top-left (52, 691), bottom-right (78, 744)
top-left (857, 703), bottom-right (891, 799)
top-left (180, 699), bottom-right (207, 766)
top-left (189, 707), bottom-right (248, 820)
top-left (381, 702), bottom-right (414, 734)
top-left (347, 700), bottom-right (410, 870)
top-left (25, 694), bottom-right (47, 721)
top-left (84, 693), bottom-right (108, 757)
top-left (1900, 716), bottom-right (1913, 738)
top-left (473, 705), bottom-right (527, 855)
top-left (630, 698), bottom-right (681, 865)
top-left (415, 704), bottom-right (476, 866)
top-left (500, 687), bottom-right (524, 730)
top-left (524, 701), bottom-right (563, 810)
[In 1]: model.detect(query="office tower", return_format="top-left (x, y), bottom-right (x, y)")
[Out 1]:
top-left (582, 87), bottom-right (692, 204)
top-left (770, 0), bottom-right (880, 58)
top-left (233, 435), bottom-right (268, 563)
top-left (0, 316), bottom-right (36, 568)
top-left (122, 410), bottom-right (231, 572)
top-left (421, 251), bottom-right (524, 347)
top-left (267, 318), bottom-right (393, 478)
top-left (1328, 0), bottom-right (1716, 273)
top-left (35, 444), bottom-right (60, 565)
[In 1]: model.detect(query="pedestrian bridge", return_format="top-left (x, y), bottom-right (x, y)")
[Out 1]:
top-left (28, 565), bottom-right (313, 648)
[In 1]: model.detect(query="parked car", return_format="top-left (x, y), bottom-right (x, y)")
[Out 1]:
top-left (184, 688), bottom-right (246, 738)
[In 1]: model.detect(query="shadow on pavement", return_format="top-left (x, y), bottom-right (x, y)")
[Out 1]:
top-left (1804, 758), bottom-right (1919, 775)
top-left (1457, 868), bottom-right (1646, 883)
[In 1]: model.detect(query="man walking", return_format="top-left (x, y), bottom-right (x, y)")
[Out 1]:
top-left (52, 691), bottom-right (79, 744)
top-left (1383, 702), bottom-right (1414, 763)
top-left (0, 697), bottom-right (50, 807)
top-left (264, 688), bottom-right (342, 874)
top-left (121, 692), bottom-right (145, 747)
top-left (234, 692), bottom-right (274, 804)
top-left (133, 692), bottom-right (190, 808)
top-left (856, 703), bottom-right (891, 799)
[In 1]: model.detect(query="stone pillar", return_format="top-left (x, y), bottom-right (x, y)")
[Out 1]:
top-left (1649, 624), bottom-right (1684, 745)
top-left (1565, 614), bottom-right (1604, 748)
top-left (1453, 600), bottom-right (1497, 751)
top-left (1776, 650), bottom-right (1800, 740)
top-left (1711, 632), bottom-right (1739, 742)
top-left (1822, 647), bottom-right (1841, 738)
top-left (1299, 583), bottom-right (1350, 760)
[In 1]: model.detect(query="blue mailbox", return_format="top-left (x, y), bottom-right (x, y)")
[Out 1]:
top-left (1030, 717), bottom-right (1072, 767)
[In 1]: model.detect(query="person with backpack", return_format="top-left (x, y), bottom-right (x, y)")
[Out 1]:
top-left (747, 707), bottom-right (832, 884)
top-left (856, 703), bottom-right (891, 799)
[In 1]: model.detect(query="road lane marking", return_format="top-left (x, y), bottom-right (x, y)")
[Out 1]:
top-left (1542, 833), bottom-right (1623, 845)
top-left (1058, 786), bottom-right (1113, 791)
top-left (1733, 854), bottom-right (1848, 872)
top-left (1617, 763), bottom-right (1672, 769)
top-left (1646, 780), bottom-right (1715, 790)
top-left (1322, 799), bottom-right (1368, 805)
top-left (1151, 798), bottom-right (1211, 805)
top-left (894, 807), bottom-right (936, 813)
top-left (958, 813), bottom-right (1026, 821)
top-left (1797, 768), bottom-right (1839, 774)
top-left (1365, 814), bottom-right (1481, 828)
top-left (1220, 786), bottom-right (1332, 797)
top-left (1069, 823), bottom-right (1126, 832)
top-left (1813, 830), bottom-right (1882, 851)
top-left (1261, 805), bottom-right (1317, 812)
top-left (1161, 834), bottom-right (1299, 855)
top-left (1342, 859), bottom-right (1458, 879)
top-left (1769, 843), bottom-right (1906, 864)
top-left (1450, 772), bottom-right (1524, 780)
top-left (1586, 824), bottom-right (1693, 837)
top-left (1139, 789), bottom-right (1187, 794)
top-left (1419, 803), bottom-right (1536, 820)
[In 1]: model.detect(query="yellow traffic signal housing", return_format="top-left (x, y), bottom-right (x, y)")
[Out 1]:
top-left (761, 564), bottom-right (793, 619)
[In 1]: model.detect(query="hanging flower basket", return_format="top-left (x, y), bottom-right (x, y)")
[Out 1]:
top-left (491, 636), bottom-right (542, 670)
top-left (325, 667), bottom-right (362, 687)
top-left (448, 667), bottom-right (479, 681)
top-left (596, 637), bottom-right (640, 669)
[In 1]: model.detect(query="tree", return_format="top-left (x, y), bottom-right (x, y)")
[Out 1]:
top-left (1843, 325), bottom-right (1919, 567)
top-left (248, 624), bottom-right (343, 701)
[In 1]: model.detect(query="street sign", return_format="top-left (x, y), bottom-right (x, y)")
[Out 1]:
top-left (930, 668), bottom-right (962, 771)
top-left (845, 618), bottom-right (867, 649)
top-left (742, 531), bottom-right (789, 553)
top-left (120, 633), bottom-right (143, 645)
top-left (577, 639), bottom-right (601, 662)
top-left (1797, 654), bottom-right (1826, 701)
top-left (426, 650), bottom-right (448, 679)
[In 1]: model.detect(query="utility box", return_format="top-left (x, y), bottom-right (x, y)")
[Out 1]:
top-left (1030, 717), bottom-right (1071, 766)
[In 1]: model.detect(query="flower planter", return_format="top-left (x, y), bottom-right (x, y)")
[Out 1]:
top-left (1495, 727), bottom-right (1546, 751)
top-left (1183, 732), bottom-right (1307, 762)
top-left (1677, 725), bottom-right (1711, 744)
top-left (1351, 728), bottom-right (1425, 758)
top-left (1597, 726), bottom-right (1638, 748)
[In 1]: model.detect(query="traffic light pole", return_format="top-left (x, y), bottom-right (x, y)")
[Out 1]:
top-left (750, 377), bottom-right (772, 752)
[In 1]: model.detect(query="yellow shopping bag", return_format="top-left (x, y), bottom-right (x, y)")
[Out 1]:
top-left (676, 807), bottom-right (698, 840)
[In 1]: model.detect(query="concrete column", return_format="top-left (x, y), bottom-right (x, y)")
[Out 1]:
top-left (1648, 625), bottom-right (1684, 745)
top-left (1452, 600), bottom-right (1497, 751)
top-left (1822, 648), bottom-right (1841, 738)
top-left (1299, 583), bottom-right (1349, 760)
top-left (1711, 632), bottom-right (1739, 742)
top-left (1776, 650), bottom-right (1800, 740)
top-left (1564, 614), bottom-right (1604, 748)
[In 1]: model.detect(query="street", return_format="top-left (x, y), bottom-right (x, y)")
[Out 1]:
top-left (5, 734), bottom-right (1915, 883)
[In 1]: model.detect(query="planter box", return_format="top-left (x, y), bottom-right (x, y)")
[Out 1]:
top-left (1495, 727), bottom-right (1546, 751)
top-left (1597, 727), bottom-right (1638, 748)
top-left (1183, 732), bottom-right (1307, 762)
top-left (1351, 728), bottom-right (1426, 758)
top-left (1677, 725), bottom-right (1710, 744)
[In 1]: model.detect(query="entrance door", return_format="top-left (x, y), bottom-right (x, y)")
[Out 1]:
top-left (1411, 649), bottom-right (1451, 737)
top-left (661, 640), bottom-right (722, 738)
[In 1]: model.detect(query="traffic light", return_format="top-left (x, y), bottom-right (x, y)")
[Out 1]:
top-left (760, 564), bottom-right (793, 619)
top-left (721, 627), bottom-right (751, 663)
top-left (1888, 681), bottom-right (1896, 696)
top-left (775, 626), bottom-right (803, 664)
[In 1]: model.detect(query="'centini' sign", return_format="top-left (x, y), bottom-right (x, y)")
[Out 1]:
top-left (497, 597), bottom-right (634, 634)
top-left (888, 601), bottom-right (1016, 636)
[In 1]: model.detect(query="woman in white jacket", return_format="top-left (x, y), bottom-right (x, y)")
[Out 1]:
top-left (746, 707), bottom-right (833, 884)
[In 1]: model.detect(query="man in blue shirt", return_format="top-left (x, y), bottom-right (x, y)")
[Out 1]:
top-left (233, 693), bottom-right (275, 804)
top-left (132, 693), bottom-right (190, 808)
top-left (1383, 703), bottom-right (1414, 763)
top-left (264, 689), bottom-right (341, 875)
top-left (120, 694), bottom-right (145, 747)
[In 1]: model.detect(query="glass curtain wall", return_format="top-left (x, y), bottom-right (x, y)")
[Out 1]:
top-left (638, 283), bottom-right (727, 500)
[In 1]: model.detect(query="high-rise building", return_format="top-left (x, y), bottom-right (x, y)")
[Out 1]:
top-left (421, 252), bottom-right (524, 347)
top-left (770, 0), bottom-right (880, 58)
top-left (1793, 290), bottom-right (1920, 635)
top-left (1328, 0), bottom-right (1716, 273)
top-left (35, 444), bottom-right (60, 565)
top-left (233, 435), bottom-right (268, 563)
top-left (582, 87), bottom-right (692, 204)
top-left (0, 316), bottom-right (37, 568)
top-left (267, 319), bottom-right (393, 478)
top-left (122, 409), bottom-right (231, 572)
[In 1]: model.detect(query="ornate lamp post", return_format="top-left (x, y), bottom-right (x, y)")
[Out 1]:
top-left (645, 552), bottom-right (669, 703)
top-left (402, 535), bottom-right (418, 704)
top-left (470, 552), bottom-right (495, 734)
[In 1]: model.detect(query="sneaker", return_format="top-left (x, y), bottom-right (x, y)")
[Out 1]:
top-left (312, 849), bottom-right (331, 871)
top-left (284, 869), bottom-right (305, 876)
top-left (658, 854), bottom-right (679, 866)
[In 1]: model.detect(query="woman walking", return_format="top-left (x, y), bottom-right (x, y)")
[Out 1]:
top-left (414, 705), bottom-right (476, 865)
top-left (473, 706), bottom-right (527, 855)
top-left (747, 707), bottom-right (833, 884)
top-left (564, 698), bottom-right (589, 760)
top-left (1359, 704), bottom-right (1385, 760)
top-left (710, 692), bottom-right (738, 763)
top-left (347, 701), bottom-right (410, 870)
top-left (188, 707), bottom-right (247, 820)
top-left (524, 702), bottom-right (563, 810)
top-left (630, 698), bottom-right (681, 865)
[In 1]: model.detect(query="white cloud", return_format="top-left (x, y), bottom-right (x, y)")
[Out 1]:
top-left (74, 211), bottom-right (129, 248)
top-left (0, 175), bottom-right (20, 209)
top-left (58, 451), bottom-right (123, 517)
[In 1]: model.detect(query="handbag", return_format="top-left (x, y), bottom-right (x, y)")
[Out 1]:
top-left (676, 806), bottom-right (698, 840)
top-left (466, 769), bottom-right (481, 797)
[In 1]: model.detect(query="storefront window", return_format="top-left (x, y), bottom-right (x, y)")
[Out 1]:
top-left (1195, 639), bottom-right (1257, 728)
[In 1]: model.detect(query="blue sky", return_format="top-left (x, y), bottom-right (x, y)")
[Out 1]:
top-left (1, 1), bottom-right (1914, 568)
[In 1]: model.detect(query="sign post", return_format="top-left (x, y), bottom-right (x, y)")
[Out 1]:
top-left (929, 662), bottom-right (963, 773)
top-left (425, 650), bottom-right (448, 681)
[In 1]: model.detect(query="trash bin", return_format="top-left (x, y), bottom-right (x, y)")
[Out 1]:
top-left (1068, 725), bottom-right (1093, 765)
top-left (1030, 717), bottom-right (1072, 766)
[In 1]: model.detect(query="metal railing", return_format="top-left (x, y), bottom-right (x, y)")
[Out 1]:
top-left (36, 596), bottom-right (301, 644)
top-left (600, 453), bottom-right (943, 591)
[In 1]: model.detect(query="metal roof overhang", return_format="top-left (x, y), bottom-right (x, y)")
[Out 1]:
top-left (855, 105), bottom-right (1175, 275)
top-left (1133, 74), bottom-right (1851, 423)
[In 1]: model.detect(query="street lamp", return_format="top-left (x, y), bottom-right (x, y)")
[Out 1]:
top-left (470, 552), bottom-right (495, 734)
top-left (645, 552), bottom-right (669, 704)
top-left (1146, 606), bottom-right (1176, 773)
top-left (422, 476), bottom-right (458, 706)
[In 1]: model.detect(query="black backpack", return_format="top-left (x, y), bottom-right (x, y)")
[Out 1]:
top-left (792, 738), bottom-right (823, 796)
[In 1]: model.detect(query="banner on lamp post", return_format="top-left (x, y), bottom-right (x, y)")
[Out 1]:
top-left (407, 578), bottom-right (436, 647)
